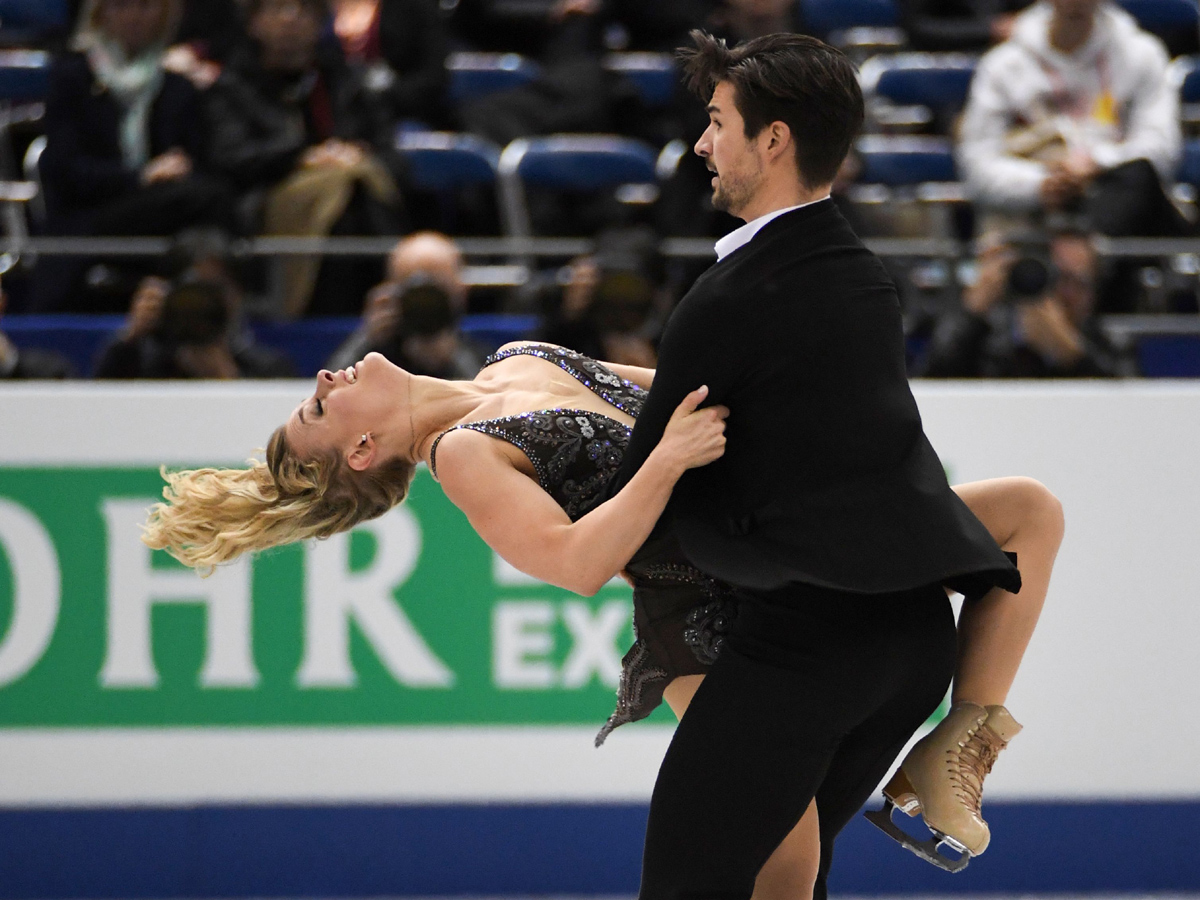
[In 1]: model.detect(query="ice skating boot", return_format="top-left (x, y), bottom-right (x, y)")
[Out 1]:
top-left (864, 702), bottom-right (1022, 872)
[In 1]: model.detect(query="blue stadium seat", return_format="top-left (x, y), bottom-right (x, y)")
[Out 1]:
top-left (860, 53), bottom-right (977, 119)
top-left (498, 135), bottom-right (659, 237)
top-left (800, 0), bottom-right (898, 36)
top-left (2, 314), bottom-right (124, 376)
top-left (0, 50), bottom-right (49, 105)
top-left (395, 131), bottom-right (501, 191)
top-left (1137, 334), bottom-right (1200, 376)
top-left (0, 0), bottom-right (69, 42)
top-left (460, 313), bottom-right (540, 351)
top-left (446, 52), bottom-right (541, 104)
top-left (603, 52), bottom-right (677, 108)
top-left (855, 135), bottom-right (958, 185)
top-left (1177, 138), bottom-right (1200, 184)
top-left (1171, 55), bottom-right (1200, 101)
top-left (1117, 0), bottom-right (1199, 32)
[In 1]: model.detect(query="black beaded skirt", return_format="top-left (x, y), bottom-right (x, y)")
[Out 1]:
top-left (595, 532), bottom-right (741, 746)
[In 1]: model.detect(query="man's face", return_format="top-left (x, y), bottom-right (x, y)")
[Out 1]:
top-left (1050, 0), bottom-right (1101, 25)
top-left (1051, 234), bottom-right (1097, 324)
top-left (99, 0), bottom-right (168, 56)
top-left (694, 81), bottom-right (768, 219)
top-left (250, 0), bottom-right (322, 69)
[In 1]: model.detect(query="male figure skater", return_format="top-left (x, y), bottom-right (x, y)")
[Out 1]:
top-left (608, 32), bottom-right (1022, 898)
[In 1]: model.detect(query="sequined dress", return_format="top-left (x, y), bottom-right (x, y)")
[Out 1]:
top-left (428, 343), bottom-right (738, 746)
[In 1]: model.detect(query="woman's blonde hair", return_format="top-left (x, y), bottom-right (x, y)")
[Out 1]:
top-left (142, 426), bottom-right (416, 572)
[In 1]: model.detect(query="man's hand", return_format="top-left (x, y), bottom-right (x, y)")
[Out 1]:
top-left (1019, 296), bottom-right (1085, 367)
top-left (125, 277), bottom-right (170, 338)
top-left (363, 282), bottom-right (402, 341)
top-left (141, 149), bottom-right (192, 185)
top-left (1039, 163), bottom-right (1080, 209)
top-left (302, 139), bottom-right (366, 170)
top-left (963, 242), bottom-right (1016, 316)
top-left (562, 257), bottom-right (599, 320)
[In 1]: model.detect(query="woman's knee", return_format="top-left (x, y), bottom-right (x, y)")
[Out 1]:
top-left (1008, 476), bottom-right (1065, 546)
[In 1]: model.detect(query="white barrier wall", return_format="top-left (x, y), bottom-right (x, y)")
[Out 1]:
top-left (0, 381), bottom-right (1198, 807)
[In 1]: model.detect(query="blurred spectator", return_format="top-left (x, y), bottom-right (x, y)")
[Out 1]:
top-left (450, 0), bottom-right (618, 144)
top-left (536, 226), bottom-right (661, 367)
top-left (708, 0), bottom-right (801, 42)
top-left (957, 0), bottom-right (1188, 246)
top-left (0, 282), bottom-right (74, 379)
top-left (916, 230), bottom-right (1129, 377)
top-left (37, 0), bottom-right (236, 312)
top-left (95, 270), bottom-right (296, 379)
top-left (899, 0), bottom-right (1033, 52)
top-left (608, 0), bottom-right (721, 51)
top-left (326, 232), bottom-right (485, 379)
top-left (331, 0), bottom-right (449, 126)
top-left (206, 0), bottom-right (404, 317)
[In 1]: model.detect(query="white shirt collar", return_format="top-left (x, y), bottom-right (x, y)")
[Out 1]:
top-left (713, 195), bottom-right (831, 261)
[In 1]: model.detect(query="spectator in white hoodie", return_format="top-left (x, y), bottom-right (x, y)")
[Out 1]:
top-left (957, 0), bottom-right (1189, 245)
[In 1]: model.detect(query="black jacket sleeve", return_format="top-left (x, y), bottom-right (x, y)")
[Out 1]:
top-left (611, 287), bottom-right (743, 495)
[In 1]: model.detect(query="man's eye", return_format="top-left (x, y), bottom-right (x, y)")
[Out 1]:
top-left (315, 398), bottom-right (324, 415)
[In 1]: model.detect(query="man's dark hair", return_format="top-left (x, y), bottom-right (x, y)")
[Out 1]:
top-left (678, 30), bottom-right (863, 189)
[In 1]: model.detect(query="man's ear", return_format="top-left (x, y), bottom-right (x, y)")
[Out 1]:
top-left (765, 121), bottom-right (792, 162)
top-left (347, 440), bottom-right (375, 472)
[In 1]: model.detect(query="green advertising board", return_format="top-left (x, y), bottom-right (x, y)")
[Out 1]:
top-left (0, 467), bottom-right (647, 728)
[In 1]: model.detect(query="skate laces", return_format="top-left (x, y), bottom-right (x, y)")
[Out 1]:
top-left (946, 724), bottom-right (1007, 814)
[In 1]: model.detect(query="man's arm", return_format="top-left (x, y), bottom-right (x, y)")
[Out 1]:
top-left (611, 294), bottom-right (742, 494)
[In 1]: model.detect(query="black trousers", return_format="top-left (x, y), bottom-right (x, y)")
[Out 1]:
top-left (639, 583), bottom-right (958, 900)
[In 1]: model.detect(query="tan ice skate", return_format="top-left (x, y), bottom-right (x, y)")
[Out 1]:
top-left (864, 702), bottom-right (1022, 873)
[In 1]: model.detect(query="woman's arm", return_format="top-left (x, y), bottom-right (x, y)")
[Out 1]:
top-left (436, 388), bottom-right (725, 595)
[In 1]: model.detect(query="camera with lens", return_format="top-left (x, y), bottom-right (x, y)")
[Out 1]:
top-left (155, 280), bottom-right (230, 346)
top-left (397, 275), bottom-right (456, 337)
top-left (1004, 232), bottom-right (1057, 302)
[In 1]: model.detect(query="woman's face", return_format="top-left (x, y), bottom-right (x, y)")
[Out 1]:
top-left (285, 352), bottom-right (407, 464)
top-left (99, 0), bottom-right (170, 56)
top-left (250, 0), bottom-right (323, 70)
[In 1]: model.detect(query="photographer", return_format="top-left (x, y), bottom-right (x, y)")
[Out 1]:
top-left (916, 231), bottom-right (1129, 378)
top-left (95, 275), bottom-right (294, 379)
top-left (326, 232), bottom-right (483, 379)
top-left (536, 226), bottom-right (662, 368)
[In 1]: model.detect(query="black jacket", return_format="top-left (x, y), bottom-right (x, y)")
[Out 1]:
top-left (611, 200), bottom-right (1020, 599)
top-left (205, 47), bottom-right (396, 192)
top-left (41, 52), bottom-right (208, 230)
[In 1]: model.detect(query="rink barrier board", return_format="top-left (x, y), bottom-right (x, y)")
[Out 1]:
top-left (3, 383), bottom-right (1200, 894)
top-left (1, 800), bottom-right (1198, 897)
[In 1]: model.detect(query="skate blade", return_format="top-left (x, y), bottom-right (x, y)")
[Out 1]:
top-left (863, 802), bottom-right (972, 873)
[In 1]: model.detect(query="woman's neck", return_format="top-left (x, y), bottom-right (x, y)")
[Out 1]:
top-left (406, 374), bottom-right (492, 465)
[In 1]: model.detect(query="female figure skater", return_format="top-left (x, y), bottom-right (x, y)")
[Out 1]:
top-left (145, 344), bottom-right (1063, 897)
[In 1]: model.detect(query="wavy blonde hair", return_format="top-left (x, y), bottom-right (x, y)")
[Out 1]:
top-left (142, 425), bottom-right (416, 572)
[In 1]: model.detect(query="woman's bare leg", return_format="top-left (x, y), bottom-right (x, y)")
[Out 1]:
top-left (655, 478), bottom-right (1064, 888)
top-left (951, 476), bottom-right (1065, 705)
top-left (664, 676), bottom-right (821, 900)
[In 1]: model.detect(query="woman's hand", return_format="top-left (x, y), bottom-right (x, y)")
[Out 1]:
top-left (653, 386), bottom-right (729, 476)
